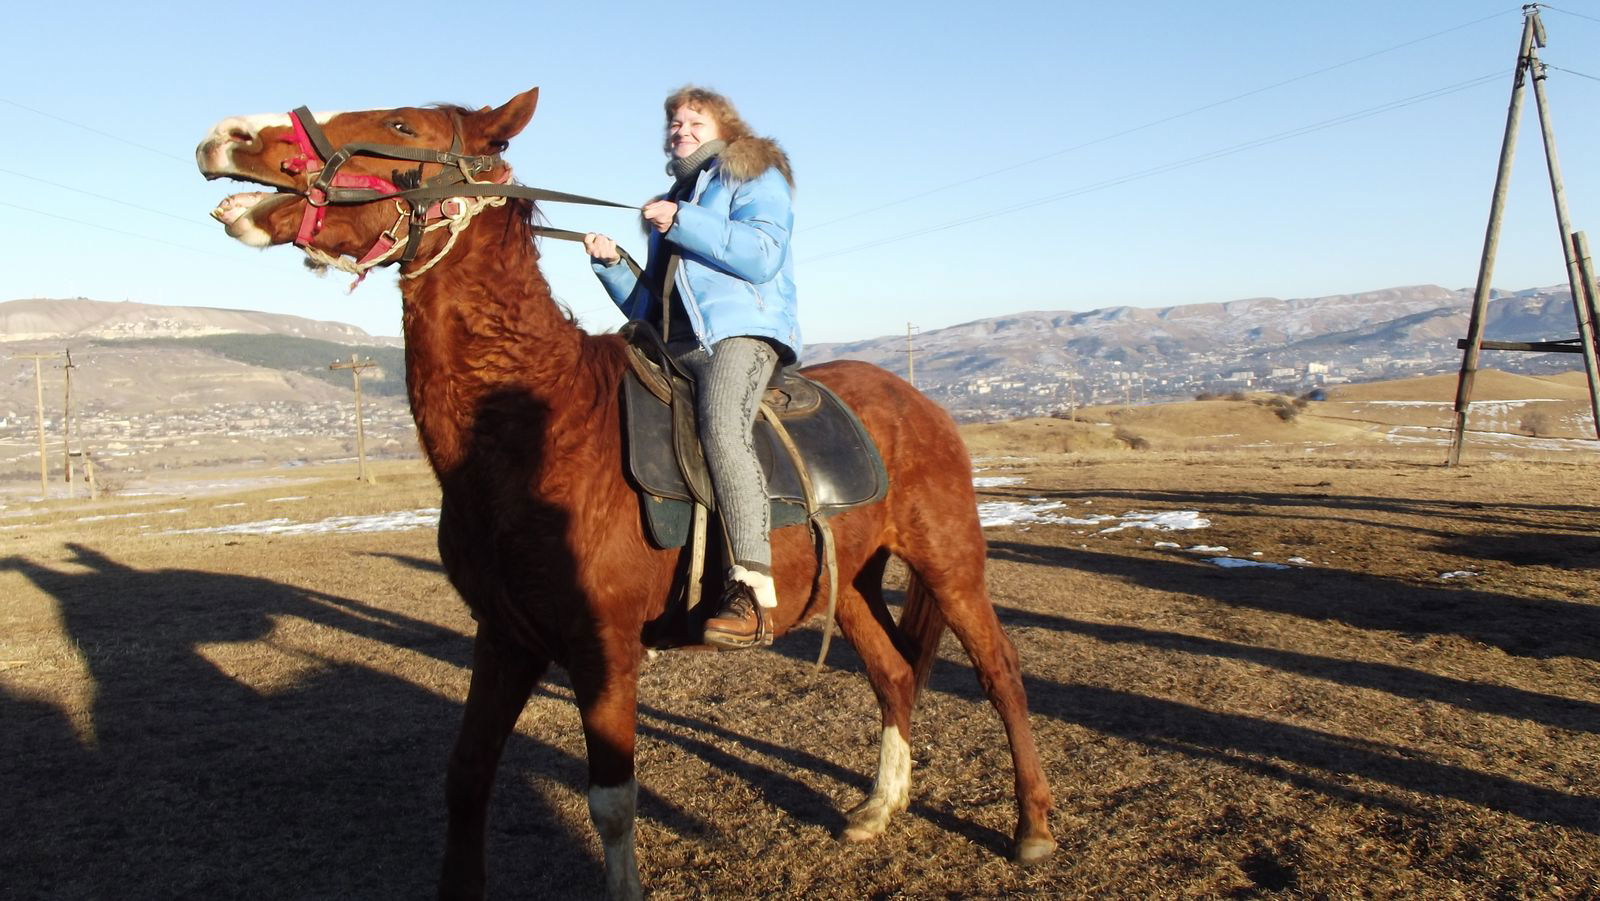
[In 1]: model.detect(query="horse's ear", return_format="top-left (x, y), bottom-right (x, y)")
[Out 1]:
top-left (470, 87), bottom-right (539, 151)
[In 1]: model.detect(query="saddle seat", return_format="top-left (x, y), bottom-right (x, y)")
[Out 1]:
top-left (617, 322), bottom-right (888, 550)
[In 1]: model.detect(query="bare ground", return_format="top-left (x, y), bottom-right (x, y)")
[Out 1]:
top-left (2, 450), bottom-right (1598, 899)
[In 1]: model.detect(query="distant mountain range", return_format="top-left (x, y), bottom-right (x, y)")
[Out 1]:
top-left (802, 284), bottom-right (1587, 383)
top-left (0, 298), bottom-right (398, 347)
top-left (0, 287), bottom-right (1587, 420)
top-left (0, 299), bottom-right (406, 419)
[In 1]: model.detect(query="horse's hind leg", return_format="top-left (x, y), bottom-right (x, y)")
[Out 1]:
top-left (439, 628), bottom-right (548, 901)
top-left (832, 549), bottom-right (919, 842)
top-left (902, 543), bottom-right (1056, 863)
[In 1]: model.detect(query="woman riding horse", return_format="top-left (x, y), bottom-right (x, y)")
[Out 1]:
top-left (584, 86), bottom-right (798, 650)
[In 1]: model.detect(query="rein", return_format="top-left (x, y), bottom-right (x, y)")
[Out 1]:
top-left (281, 106), bottom-right (641, 284)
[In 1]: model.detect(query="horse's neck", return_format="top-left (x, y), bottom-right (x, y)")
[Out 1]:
top-left (398, 204), bottom-right (594, 474)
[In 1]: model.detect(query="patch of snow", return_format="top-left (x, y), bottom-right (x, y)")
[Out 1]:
top-left (982, 503), bottom-right (1213, 535)
top-left (214, 502), bottom-right (246, 509)
top-left (1154, 541), bottom-right (1180, 548)
top-left (1097, 511), bottom-right (1211, 534)
top-left (979, 499), bottom-right (1115, 528)
top-left (76, 508), bottom-right (186, 523)
top-left (1440, 570), bottom-right (1479, 580)
top-left (1207, 557), bottom-right (1290, 570)
top-left (1187, 545), bottom-right (1229, 553)
top-left (972, 476), bottom-right (1025, 488)
top-left (164, 508), bottom-right (441, 537)
top-left (1366, 399), bottom-right (1558, 408)
top-left (1385, 426), bottom-right (1600, 452)
top-left (1286, 557), bottom-right (1314, 566)
top-left (267, 496), bottom-right (309, 503)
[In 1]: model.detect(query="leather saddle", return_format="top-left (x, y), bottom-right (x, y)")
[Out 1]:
top-left (618, 322), bottom-right (888, 550)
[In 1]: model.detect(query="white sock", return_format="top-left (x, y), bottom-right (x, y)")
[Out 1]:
top-left (729, 565), bottom-right (778, 609)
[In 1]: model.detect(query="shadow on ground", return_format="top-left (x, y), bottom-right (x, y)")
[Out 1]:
top-left (773, 565), bottom-right (1600, 838)
top-left (0, 544), bottom-right (702, 900)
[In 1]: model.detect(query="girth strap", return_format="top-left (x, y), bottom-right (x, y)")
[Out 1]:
top-left (758, 404), bottom-right (840, 670)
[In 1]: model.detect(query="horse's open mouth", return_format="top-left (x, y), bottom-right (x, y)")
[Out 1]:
top-left (211, 189), bottom-right (298, 228)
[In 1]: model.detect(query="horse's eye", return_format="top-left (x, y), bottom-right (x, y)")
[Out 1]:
top-left (390, 120), bottom-right (417, 137)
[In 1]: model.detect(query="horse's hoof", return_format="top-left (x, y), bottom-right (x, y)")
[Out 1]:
top-left (1014, 835), bottom-right (1057, 865)
top-left (841, 825), bottom-right (881, 843)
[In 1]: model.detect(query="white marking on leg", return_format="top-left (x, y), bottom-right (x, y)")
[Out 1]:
top-left (587, 779), bottom-right (642, 901)
top-left (844, 725), bottom-right (911, 841)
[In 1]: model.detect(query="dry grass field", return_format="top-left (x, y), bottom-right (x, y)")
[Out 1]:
top-left (3, 387), bottom-right (1599, 898)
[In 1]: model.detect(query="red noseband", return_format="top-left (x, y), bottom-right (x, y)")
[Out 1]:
top-left (281, 109), bottom-right (404, 248)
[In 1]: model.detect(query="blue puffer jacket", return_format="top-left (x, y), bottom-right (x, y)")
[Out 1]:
top-left (593, 136), bottom-right (799, 363)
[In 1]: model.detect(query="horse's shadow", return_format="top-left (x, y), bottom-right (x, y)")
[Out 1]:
top-left (0, 543), bottom-right (708, 900)
top-left (765, 546), bottom-right (1600, 837)
top-left (988, 538), bottom-right (1600, 662)
top-left (7, 544), bottom-right (970, 898)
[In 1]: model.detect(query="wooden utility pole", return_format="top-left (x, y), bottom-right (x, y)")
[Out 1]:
top-left (1573, 231), bottom-right (1600, 435)
top-left (906, 322), bottom-right (918, 388)
top-left (14, 353), bottom-right (56, 498)
top-left (1450, 6), bottom-right (1600, 462)
top-left (61, 349), bottom-right (77, 496)
top-left (330, 353), bottom-right (377, 483)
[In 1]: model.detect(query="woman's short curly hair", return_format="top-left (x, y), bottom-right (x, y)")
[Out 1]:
top-left (662, 86), bottom-right (753, 154)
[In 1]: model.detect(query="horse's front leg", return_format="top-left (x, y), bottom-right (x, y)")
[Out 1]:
top-left (439, 628), bottom-right (547, 901)
top-left (571, 645), bottom-right (644, 901)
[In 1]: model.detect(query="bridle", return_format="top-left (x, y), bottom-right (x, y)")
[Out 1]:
top-left (279, 105), bottom-right (641, 285)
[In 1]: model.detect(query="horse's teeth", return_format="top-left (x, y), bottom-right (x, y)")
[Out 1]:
top-left (213, 192), bottom-right (267, 225)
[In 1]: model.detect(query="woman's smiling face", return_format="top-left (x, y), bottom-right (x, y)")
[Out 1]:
top-left (668, 104), bottom-right (721, 158)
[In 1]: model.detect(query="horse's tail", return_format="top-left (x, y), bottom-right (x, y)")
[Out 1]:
top-left (899, 569), bottom-right (947, 702)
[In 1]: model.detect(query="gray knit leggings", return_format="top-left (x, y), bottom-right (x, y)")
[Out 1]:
top-left (673, 336), bottom-right (779, 573)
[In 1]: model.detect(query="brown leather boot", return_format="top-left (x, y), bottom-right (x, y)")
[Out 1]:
top-left (702, 579), bottom-right (766, 649)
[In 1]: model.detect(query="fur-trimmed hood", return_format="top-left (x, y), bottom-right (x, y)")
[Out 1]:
top-left (719, 135), bottom-right (793, 188)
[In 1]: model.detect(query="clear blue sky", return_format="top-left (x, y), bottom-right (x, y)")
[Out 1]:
top-left (4, 1), bottom-right (1599, 345)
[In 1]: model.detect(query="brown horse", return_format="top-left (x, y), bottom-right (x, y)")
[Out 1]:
top-left (196, 87), bottom-right (1054, 899)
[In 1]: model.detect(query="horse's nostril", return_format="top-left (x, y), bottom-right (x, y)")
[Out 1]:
top-left (229, 128), bottom-right (253, 143)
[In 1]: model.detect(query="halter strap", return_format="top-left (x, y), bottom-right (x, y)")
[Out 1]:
top-left (279, 105), bottom-right (643, 282)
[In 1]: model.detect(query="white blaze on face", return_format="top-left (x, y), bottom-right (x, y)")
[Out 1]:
top-left (195, 110), bottom-right (343, 175)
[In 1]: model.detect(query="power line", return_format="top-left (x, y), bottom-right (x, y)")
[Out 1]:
top-left (0, 167), bottom-right (215, 229)
top-left (1540, 4), bottom-right (1600, 26)
top-left (0, 97), bottom-right (190, 163)
top-left (0, 200), bottom-right (235, 260)
top-left (802, 70), bottom-right (1507, 265)
top-left (802, 7), bottom-right (1520, 233)
top-left (1544, 63), bottom-right (1600, 83)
